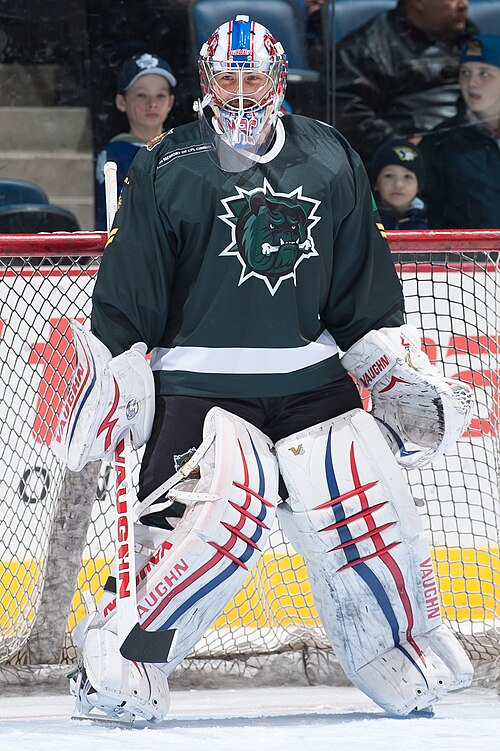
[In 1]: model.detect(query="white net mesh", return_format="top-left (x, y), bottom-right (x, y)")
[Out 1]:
top-left (0, 232), bottom-right (499, 688)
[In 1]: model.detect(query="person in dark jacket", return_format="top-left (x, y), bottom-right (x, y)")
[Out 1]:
top-left (370, 139), bottom-right (429, 230)
top-left (419, 34), bottom-right (500, 229)
top-left (335, 0), bottom-right (478, 164)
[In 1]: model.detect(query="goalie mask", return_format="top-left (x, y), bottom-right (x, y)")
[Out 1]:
top-left (198, 15), bottom-right (288, 155)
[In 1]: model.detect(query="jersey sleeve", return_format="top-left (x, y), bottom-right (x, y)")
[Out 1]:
top-left (321, 142), bottom-right (405, 351)
top-left (91, 147), bottom-right (178, 356)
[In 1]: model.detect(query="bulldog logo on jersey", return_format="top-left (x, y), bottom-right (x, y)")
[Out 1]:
top-left (219, 179), bottom-right (320, 295)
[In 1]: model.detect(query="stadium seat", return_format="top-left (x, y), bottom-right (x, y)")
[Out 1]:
top-left (468, 1), bottom-right (500, 36)
top-left (190, 0), bottom-right (320, 82)
top-left (0, 179), bottom-right (49, 207)
top-left (0, 204), bottom-right (81, 233)
top-left (335, 0), bottom-right (397, 42)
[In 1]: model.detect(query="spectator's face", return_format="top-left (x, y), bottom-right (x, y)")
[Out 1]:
top-left (412, 0), bottom-right (468, 37)
top-left (375, 165), bottom-right (419, 213)
top-left (460, 62), bottom-right (500, 122)
top-left (306, 0), bottom-right (327, 13)
top-left (116, 74), bottom-right (175, 134)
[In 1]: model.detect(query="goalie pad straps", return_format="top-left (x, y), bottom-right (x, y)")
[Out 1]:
top-left (52, 320), bottom-right (155, 471)
top-left (90, 406), bottom-right (279, 675)
top-left (340, 324), bottom-right (473, 468)
top-left (134, 431), bottom-right (219, 519)
top-left (276, 409), bottom-right (472, 715)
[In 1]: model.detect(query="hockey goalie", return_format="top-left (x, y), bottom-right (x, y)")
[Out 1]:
top-left (52, 15), bottom-right (475, 724)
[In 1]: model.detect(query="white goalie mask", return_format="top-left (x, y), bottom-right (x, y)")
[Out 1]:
top-left (198, 15), bottom-right (288, 154)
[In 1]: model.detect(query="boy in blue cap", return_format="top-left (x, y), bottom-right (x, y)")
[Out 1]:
top-left (420, 34), bottom-right (500, 229)
top-left (95, 53), bottom-right (177, 230)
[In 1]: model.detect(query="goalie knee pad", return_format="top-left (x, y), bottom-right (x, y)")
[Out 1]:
top-left (276, 408), bottom-right (473, 715)
top-left (88, 407), bottom-right (279, 679)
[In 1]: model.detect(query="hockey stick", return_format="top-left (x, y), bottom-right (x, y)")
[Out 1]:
top-left (113, 436), bottom-right (176, 662)
top-left (104, 162), bottom-right (176, 663)
top-left (103, 160), bottom-right (118, 234)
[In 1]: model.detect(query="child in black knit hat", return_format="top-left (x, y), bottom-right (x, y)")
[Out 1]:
top-left (369, 139), bottom-right (429, 230)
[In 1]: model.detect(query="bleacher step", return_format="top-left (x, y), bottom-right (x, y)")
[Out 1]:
top-left (0, 107), bottom-right (92, 150)
top-left (0, 150), bottom-right (93, 197)
top-left (0, 64), bottom-right (72, 107)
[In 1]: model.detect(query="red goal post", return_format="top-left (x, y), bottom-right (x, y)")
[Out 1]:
top-left (0, 230), bottom-right (499, 689)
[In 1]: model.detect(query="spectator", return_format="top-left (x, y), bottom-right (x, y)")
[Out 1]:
top-left (94, 53), bottom-right (176, 230)
top-left (305, 0), bottom-right (327, 68)
top-left (335, 0), bottom-right (478, 164)
top-left (306, 0), bottom-right (327, 12)
top-left (370, 139), bottom-right (429, 230)
top-left (419, 34), bottom-right (500, 229)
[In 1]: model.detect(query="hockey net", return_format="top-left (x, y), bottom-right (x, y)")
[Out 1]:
top-left (0, 230), bottom-right (499, 689)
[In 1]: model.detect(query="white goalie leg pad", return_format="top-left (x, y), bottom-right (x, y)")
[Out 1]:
top-left (71, 628), bottom-right (170, 722)
top-left (52, 320), bottom-right (155, 471)
top-left (276, 408), bottom-right (473, 715)
top-left (91, 406), bottom-right (279, 676)
top-left (341, 324), bottom-right (474, 468)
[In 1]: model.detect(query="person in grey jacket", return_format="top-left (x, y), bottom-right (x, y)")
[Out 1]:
top-left (335, 0), bottom-right (477, 164)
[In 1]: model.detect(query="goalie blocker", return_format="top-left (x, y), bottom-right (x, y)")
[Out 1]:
top-left (52, 320), bottom-right (155, 471)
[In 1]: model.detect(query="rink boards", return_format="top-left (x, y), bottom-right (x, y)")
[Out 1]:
top-left (1, 262), bottom-right (499, 640)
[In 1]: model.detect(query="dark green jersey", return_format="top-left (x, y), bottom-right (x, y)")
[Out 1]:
top-left (91, 115), bottom-right (404, 398)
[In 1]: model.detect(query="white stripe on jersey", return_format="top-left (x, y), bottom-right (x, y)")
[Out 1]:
top-left (149, 330), bottom-right (338, 375)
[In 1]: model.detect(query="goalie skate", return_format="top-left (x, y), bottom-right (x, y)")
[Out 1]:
top-left (69, 628), bottom-right (170, 724)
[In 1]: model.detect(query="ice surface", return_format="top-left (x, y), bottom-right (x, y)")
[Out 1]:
top-left (0, 685), bottom-right (499, 751)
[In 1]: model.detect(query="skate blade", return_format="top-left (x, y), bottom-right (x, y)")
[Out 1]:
top-left (388, 704), bottom-right (435, 719)
top-left (409, 705), bottom-right (435, 718)
top-left (71, 707), bottom-right (136, 727)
